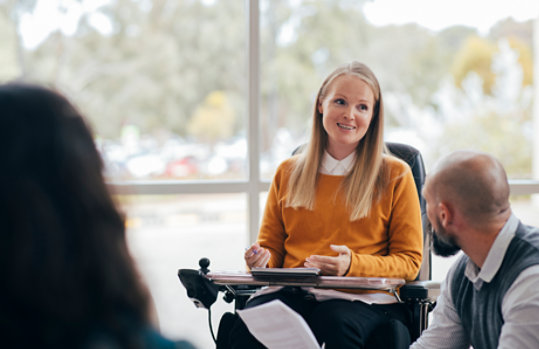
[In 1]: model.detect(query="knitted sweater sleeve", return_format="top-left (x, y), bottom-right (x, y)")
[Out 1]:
top-left (257, 160), bottom-right (289, 268)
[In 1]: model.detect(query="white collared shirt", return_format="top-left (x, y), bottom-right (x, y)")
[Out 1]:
top-left (464, 214), bottom-right (518, 290)
top-left (319, 150), bottom-right (355, 175)
top-left (411, 214), bottom-right (539, 348)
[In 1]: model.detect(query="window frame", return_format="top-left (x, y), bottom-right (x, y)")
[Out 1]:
top-left (110, 1), bottom-right (539, 244)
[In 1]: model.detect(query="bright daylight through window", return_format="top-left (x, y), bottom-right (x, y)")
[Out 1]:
top-left (1, 0), bottom-right (538, 347)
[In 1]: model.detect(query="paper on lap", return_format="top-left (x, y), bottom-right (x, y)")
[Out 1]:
top-left (237, 299), bottom-right (324, 349)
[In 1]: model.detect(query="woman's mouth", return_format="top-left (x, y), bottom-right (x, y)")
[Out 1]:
top-left (337, 123), bottom-right (355, 130)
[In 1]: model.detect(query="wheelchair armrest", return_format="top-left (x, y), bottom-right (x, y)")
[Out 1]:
top-left (400, 280), bottom-right (440, 340)
top-left (400, 280), bottom-right (440, 303)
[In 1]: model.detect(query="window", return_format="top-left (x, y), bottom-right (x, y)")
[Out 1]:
top-left (2, 1), bottom-right (538, 347)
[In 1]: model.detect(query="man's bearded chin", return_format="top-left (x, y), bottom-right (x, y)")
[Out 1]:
top-left (431, 229), bottom-right (461, 257)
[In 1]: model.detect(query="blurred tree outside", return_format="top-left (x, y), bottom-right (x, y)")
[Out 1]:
top-left (507, 37), bottom-right (533, 87)
top-left (452, 36), bottom-right (498, 95)
top-left (187, 91), bottom-right (237, 145)
top-left (0, 10), bottom-right (19, 80)
top-left (1, 0), bottom-right (246, 141)
top-left (257, 1), bottom-right (533, 178)
top-left (0, 0), bottom-right (535, 178)
top-left (433, 39), bottom-right (533, 176)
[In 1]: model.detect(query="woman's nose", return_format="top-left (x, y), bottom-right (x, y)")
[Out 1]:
top-left (343, 107), bottom-right (355, 119)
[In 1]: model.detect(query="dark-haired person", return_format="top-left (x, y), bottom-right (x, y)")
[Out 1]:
top-left (230, 62), bottom-right (423, 348)
top-left (411, 150), bottom-right (539, 349)
top-left (0, 82), bottom-right (195, 349)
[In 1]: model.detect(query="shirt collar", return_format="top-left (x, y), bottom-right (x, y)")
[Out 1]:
top-left (320, 151), bottom-right (356, 175)
top-left (464, 213), bottom-right (519, 290)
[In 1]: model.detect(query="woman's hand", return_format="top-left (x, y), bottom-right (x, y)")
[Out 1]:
top-left (244, 243), bottom-right (271, 269)
top-left (304, 244), bottom-right (351, 276)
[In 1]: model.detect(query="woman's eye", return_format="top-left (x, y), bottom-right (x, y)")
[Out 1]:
top-left (334, 98), bottom-right (346, 105)
top-left (358, 104), bottom-right (368, 111)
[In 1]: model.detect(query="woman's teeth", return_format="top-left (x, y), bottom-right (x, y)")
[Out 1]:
top-left (337, 123), bottom-right (354, 130)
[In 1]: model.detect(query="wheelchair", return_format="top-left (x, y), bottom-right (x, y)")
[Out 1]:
top-left (178, 142), bottom-right (440, 348)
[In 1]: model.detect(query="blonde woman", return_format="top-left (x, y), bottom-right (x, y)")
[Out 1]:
top-left (231, 62), bottom-right (423, 349)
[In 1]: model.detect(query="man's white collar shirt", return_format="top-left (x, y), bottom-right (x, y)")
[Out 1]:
top-left (464, 213), bottom-right (519, 290)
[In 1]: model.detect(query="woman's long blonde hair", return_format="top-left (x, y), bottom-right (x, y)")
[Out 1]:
top-left (286, 61), bottom-right (387, 221)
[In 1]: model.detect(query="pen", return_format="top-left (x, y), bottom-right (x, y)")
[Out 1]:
top-left (245, 247), bottom-right (258, 254)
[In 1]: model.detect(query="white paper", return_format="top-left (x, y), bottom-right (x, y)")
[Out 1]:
top-left (237, 299), bottom-right (323, 349)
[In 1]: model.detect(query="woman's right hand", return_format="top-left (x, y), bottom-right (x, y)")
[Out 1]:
top-left (244, 243), bottom-right (271, 269)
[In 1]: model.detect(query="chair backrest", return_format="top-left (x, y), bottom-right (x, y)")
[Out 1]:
top-left (293, 142), bottom-right (431, 281)
top-left (385, 142), bottom-right (430, 281)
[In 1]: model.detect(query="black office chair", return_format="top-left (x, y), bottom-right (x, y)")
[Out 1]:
top-left (178, 142), bottom-right (440, 348)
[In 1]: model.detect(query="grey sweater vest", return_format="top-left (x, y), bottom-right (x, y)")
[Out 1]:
top-left (450, 222), bottom-right (539, 349)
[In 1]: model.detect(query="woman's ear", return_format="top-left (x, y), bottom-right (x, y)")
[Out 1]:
top-left (318, 101), bottom-right (324, 115)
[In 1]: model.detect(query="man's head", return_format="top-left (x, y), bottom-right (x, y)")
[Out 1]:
top-left (423, 150), bottom-right (511, 257)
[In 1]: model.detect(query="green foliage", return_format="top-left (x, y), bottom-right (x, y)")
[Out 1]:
top-left (7, 0), bottom-right (246, 139)
top-left (452, 36), bottom-right (497, 95)
top-left (187, 91), bottom-right (237, 144)
top-left (450, 29), bottom-right (533, 95)
top-left (507, 37), bottom-right (533, 87)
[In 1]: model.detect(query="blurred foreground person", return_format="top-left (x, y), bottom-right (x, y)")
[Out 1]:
top-left (411, 150), bottom-right (539, 349)
top-left (0, 83), bottom-right (195, 349)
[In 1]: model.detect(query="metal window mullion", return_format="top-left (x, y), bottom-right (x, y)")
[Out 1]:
top-left (109, 180), bottom-right (270, 196)
top-left (247, 0), bottom-right (261, 244)
top-left (509, 180), bottom-right (539, 196)
top-left (533, 16), bottom-right (539, 199)
top-left (108, 180), bottom-right (539, 196)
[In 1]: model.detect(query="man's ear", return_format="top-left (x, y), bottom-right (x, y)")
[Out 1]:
top-left (438, 201), bottom-right (453, 228)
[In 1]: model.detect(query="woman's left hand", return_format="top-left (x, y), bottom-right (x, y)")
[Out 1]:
top-left (304, 244), bottom-right (351, 276)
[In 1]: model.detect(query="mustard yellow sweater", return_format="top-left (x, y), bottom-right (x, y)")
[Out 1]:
top-left (258, 155), bottom-right (423, 281)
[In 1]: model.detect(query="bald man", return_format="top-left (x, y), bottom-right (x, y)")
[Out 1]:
top-left (410, 151), bottom-right (539, 349)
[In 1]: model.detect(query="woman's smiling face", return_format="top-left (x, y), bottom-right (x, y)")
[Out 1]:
top-left (318, 74), bottom-right (375, 160)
